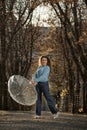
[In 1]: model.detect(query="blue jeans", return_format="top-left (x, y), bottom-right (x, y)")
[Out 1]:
top-left (35, 81), bottom-right (58, 116)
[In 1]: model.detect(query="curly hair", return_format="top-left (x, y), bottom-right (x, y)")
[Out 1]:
top-left (38, 55), bottom-right (51, 68)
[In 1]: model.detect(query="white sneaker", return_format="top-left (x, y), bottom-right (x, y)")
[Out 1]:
top-left (53, 112), bottom-right (60, 119)
top-left (34, 115), bottom-right (41, 119)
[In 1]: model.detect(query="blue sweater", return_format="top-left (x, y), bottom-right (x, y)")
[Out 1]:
top-left (32, 65), bottom-right (50, 83)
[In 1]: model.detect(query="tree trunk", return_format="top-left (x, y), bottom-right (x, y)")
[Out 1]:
top-left (0, 0), bottom-right (8, 110)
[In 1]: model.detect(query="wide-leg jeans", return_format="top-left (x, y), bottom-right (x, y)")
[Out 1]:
top-left (35, 81), bottom-right (58, 116)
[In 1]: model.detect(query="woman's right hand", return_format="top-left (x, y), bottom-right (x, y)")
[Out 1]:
top-left (30, 80), bottom-right (37, 86)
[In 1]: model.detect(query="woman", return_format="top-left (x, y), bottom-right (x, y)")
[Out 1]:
top-left (31, 56), bottom-right (59, 119)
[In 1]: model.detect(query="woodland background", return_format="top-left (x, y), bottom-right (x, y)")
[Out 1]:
top-left (0, 0), bottom-right (87, 114)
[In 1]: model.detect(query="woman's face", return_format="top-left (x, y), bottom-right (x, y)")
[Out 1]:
top-left (41, 58), bottom-right (48, 66)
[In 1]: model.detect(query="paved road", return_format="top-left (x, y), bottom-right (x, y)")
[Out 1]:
top-left (0, 111), bottom-right (87, 130)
